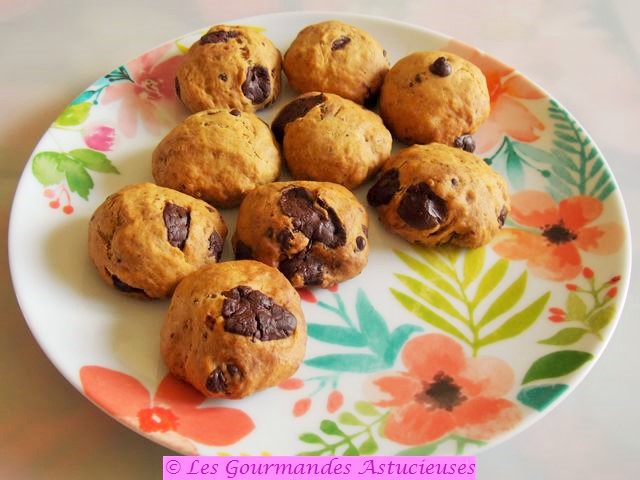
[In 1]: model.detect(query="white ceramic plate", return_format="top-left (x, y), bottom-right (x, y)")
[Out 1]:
top-left (9, 12), bottom-right (631, 456)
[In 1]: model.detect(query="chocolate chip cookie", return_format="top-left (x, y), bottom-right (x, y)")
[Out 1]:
top-left (88, 183), bottom-right (228, 299)
top-left (152, 108), bottom-right (281, 208)
top-left (283, 21), bottom-right (389, 105)
top-left (271, 92), bottom-right (392, 189)
top-left (160, 260), bottom-right (307, 399)
top-left (233, 181), bottom-right (369, 288)
top-left (379, 51), bottom-right (490, 147)
top-left (367, 143), bottom-right (509, 248)
top-left (176, 25), bottom-right (282, 113)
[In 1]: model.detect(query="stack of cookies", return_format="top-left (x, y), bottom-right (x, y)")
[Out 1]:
top-left (87, 20), bottom-right (510, 399)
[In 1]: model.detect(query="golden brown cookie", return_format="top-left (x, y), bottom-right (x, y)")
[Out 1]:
top-left (88, 183), bottom-right (228, 299)
top-left (152, 108), bottom-right (281, 208)
top-left (367, 143), bottom-right (509, 248)
top-left (233, 181), bottom-right (369, 288)
top-left (176, 25), bottom-right (282, 113)
top-left (283, 21), bottom-right (389, 105)
top-left (160, 260), bottom-right (307, 399)
top-left (271, 92), bottom-right (392, 189)
top-left (379, 51), bottom-right (490, 148)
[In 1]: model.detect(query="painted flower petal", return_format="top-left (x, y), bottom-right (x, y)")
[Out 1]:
top-left (373, 373), bottom-right (422, 407)
top-left (154, 374), bottom-right (205, 413)
top-left (558, 196), bottom-right (602, 231)
top-left (128, 43), bottom-right (171, 78)
top-left (149, 55), bottom-right (184, 99)
top-left (488, 95), bottom-right (545, 143)
top-left (384, 402), bottom-right (455, 445)
top-left (80, 366), bottom-right (150, 418)
top-left (502, 74), bottom-right (546, 100)
top-left (458, 356), bottom-right (515, 398)
top-left (144, 430), bottom-right (198, 455)
top-left (492, 229), bottom-right (547, 261)
top-left (528, 243), bottom-right (582, 281)
top-left (473, 115), bottom-right (506, 154)
top-left (510, 191), bottom-right (560, 228)
top-left (176, 407), bottom-right (255, 446)
top-left (454, 397), bottom-right (522, 441)
top-left (402, 334), bottom-right (466, 383)
top-left (575, 223), bottom-right (624, 255)
top-left (118, 95), bottom-right (141, 138)
top-left (100, 82), bottom-right (135, 104)
top-left (139, 101), bottom-right (163, 135)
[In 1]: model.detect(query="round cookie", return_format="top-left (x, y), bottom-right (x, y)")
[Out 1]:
top-left (152, 108), bottom-right (281, 208)
top-left (283, 21), bottom-right (389, 105)
top-left (233, 181), bottom-right (369, 288)
top-left (367, 143), bottom-right (510, 248)
top-left (176, 25), bottom-right (282, 113)
top-left (88, 183), bottom-right (228, 299)
top-left (160, 260), bottom-right (307, 399)
top-left (379, 51), bottom-right (490, 148)
top-left (271, 92), bottom-right (392, 189)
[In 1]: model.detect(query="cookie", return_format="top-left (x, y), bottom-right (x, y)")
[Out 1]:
top-left (271, 92), bottom-right (392, 189)
top-left (367, 143), bottom-right (509, 248)
top-left (233, 181), bottom-right (369, 288)
top-left (152, 108), bottom-right (281, 208)
top-left (160, 260), bottom-right (307, 399)
top-left (176, 25), bottom-right (282, 113)
top-left (379, 51), bottom-right (490, 148)
top-left (283, 21), bottom-right (389, 105)
top-left (88, 183), bottom-right (228, 299)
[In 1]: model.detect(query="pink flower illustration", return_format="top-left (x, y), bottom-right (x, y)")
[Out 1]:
top-left (83, 123), bottom-right (116, 151)
top-left (101, 44), bottom-right (183, 137)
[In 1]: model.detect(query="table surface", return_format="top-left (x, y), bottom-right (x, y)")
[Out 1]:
top-left (1, 1), bottom-right (638, 478)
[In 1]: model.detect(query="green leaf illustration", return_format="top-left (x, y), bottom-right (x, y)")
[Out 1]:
top-left (463, 248), bottom-right (485, 287)
top-left (299, 433), bottom-right (325, 444)
top-left (338, 412), bottom-right (364, 426)
top-left (566, 292), bottom-right (587, 321)
top-left (413, 247), bottom-right (456, 278)
top-left (304, 353), bottom-right (386, 373)
top-left (538, 327), bottom-right (589, 346)
top-left (68, 149), bottom-right (119, 174)
top-left (55, 101), bottom-right (91, 126)
top-left (586, 305), bottom-right (615, 333)
top-left (397, 443), bottom-right (441, 456)
top-left (477, 271), bottom-right (527, 329)
top-left (394, 250), bottom-right (461, 300)
top-left (307, 324), bottom-right (366, 347)
top-left (472, 258), bottom-right (509, 306)
top-left (359, 437), bottom-right (378, 455)
top-left (517, 384), bottom-right (569, 411)
top-left (343, 445), bottom-right (359, 456)
top-left (478, 292), bottom-right (550, 347)
top-left (32, 151), bottom-right (65, 185)
top-left (354, 402), bottom-right (380, 417)
top-left (59, 157), bottom-right (93, 200)
top-left (383, 324), bottom-right (422, 366)
top-left (395, 274), bottom-right (466, 322)
top-left (356, 290), bottom-right (389, 358)
top-left (391, 289), bottom-right (471, 345)
top-left (522, 350), bottom-right (593, 384)
top-left (507, 145), bottom-right (525, 189)
top-left (320, 420), bottom-right (345, 437)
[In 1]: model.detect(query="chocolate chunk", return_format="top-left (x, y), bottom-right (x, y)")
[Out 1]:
top-left (271, 94), bottom-right (326, 143)
top-left (331, 36), bottom-right (351, 51)
top-left (219, 73), bottom-right (228, 81)
top-left (451, 178), bottom-right (459, 187)
top-left (277, 229), bottom-right (294, 250)
top-left (363, 89), bottom-right (379, 109)
top-left (174, 78), bottom-right (181, 99)
top-left (279, 248), bottom-right (324, 286)
top-left (398, 183), bottom-right (448, 229)
top-left (367, 169), bottom-right (400, 206)
top-left (414, 73), bottom-right (423, 83)
top-left (279, 188), bottom-right (346, 248)
top-left (111, 274), bottom-right (145, 295)
top-left (453, 134), bottom-right (476, 153)
top-left (206, 368), bottom-right (227, 393)
top-left (205, 315), bottom-right (215, 330)
top-left (163, 203), bottom-right (190, 250)
top-left (430, 56), bottom-right (452, 77)
top-left (226, 363), bottom-right (241, 377)
top-left (230, 109), bottom-right (241, 116)
top-left (200, 30), bottom-right (240, 44)
top-left (222, 286), bottom-right (297, 340)
top-left (241, 65), bottom-right (270, 104)
top-left (356, 236), bottom-right (366, 251)
top-left (234, 240), bottom-right (253, 260)
top-left (208, 232), bottom-right (223, 261)
top-left (498, 206), bottom-right (508, 227)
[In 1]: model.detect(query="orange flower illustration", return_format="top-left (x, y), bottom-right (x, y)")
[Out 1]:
top-left (445, 40), bottom-right (546, 153)
top-left (80, 366), bottom-right (254, 453)
top-left (374, 334), bottom-right (521, 445)
top-left (493, 191), bottom-right (624, 281)
top-left (101, 43), bottom-right (183, 137)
